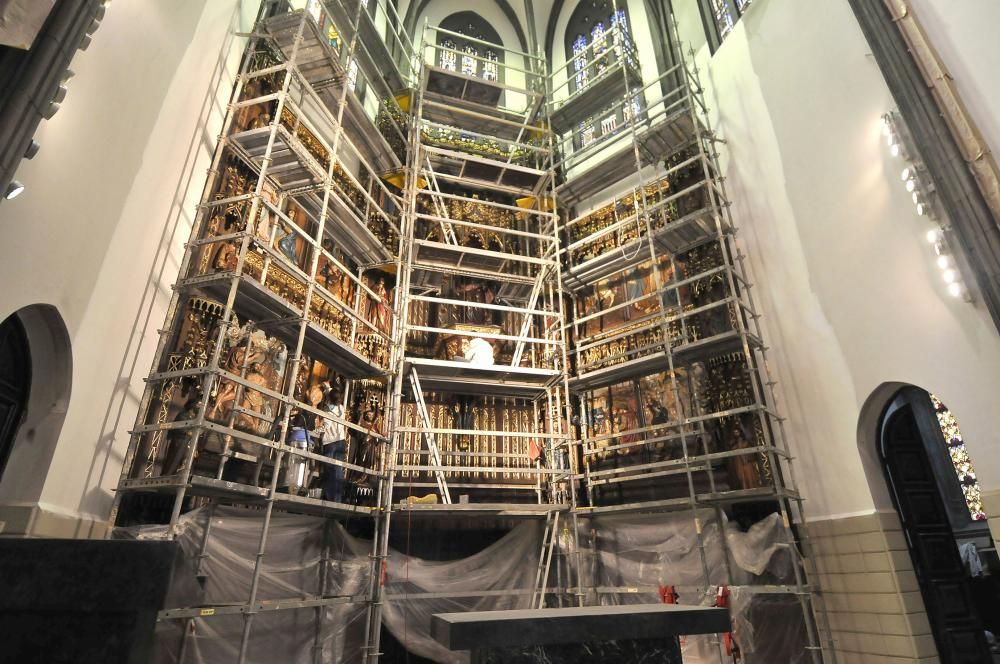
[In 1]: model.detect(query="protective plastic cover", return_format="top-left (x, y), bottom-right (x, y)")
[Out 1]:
top-left (120, 506), bottom-right (809, 663)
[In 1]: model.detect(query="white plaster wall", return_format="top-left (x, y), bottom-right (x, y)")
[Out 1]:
top-left (0, 0), bottom-right (260, 526)
top-left (685, 0), bottom-right (1000, 518)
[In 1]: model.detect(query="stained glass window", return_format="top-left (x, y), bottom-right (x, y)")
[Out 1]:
top-left (572, 34), bottom-right (589, 91)
top-left (600, 115), bottom-right (617, 134)
top-left (581, 122), bottom-right (596, 147)
top-left (483, 50), bottom-right (499, 82)
top-left (710, 0), bottom-right (735, 40)
top-left (611, 10), bottom-right (633, 66)
top-left (462, 44), bottom-right (478, 77)
top-left (622, 96), bottom-right (642, 124)
top-left (440, 39), bottom-right (457, 71)
top-left (347, 60), bottom-right (359, 91)
top-left (591, 21), bottom-right (608, 75)
top-left (929, 394), bottom-right (986, 521)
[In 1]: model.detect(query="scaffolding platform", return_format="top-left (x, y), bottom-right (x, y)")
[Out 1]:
top-left (229, 125), bottom-right (323, 190)
top-left (569, 328), bottom-right (757, 393)
top-left (557, 108), bottom-right (700, 209)
top-left (423, 144), bottom-right (549, 195)
top-left (322, 0), bottom-right (408, 93)
top-left (578, 486), bottom-right (795, 516)
top-left (424, 65), bottom-right (504, 109)
top-left (549, 59), bottom-right (643, 134)
top-left (412, 239), bottom-right (545, 281)
top-left (187, 272), bottom-right (386, 378)
top-left (116, 474), bottom-right (374, 519)
top-left (393, 501), bottom-right (568, 519)
top-left (422, 93), bottom-right (542, 143)
top-left (404, 357), bottom-right (559, 399)
top-left (320, 84), bottom-right (402, 173)
top-left (262, 11), bottom-right (342, 85)
top-left (293, 188), bottom-right (395, 266)
top-left (563, 205), bottom-right (722, 292)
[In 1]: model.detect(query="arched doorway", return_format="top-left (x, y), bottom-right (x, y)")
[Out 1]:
top-left (0, 312), bottom-right (31, 481)
top-left (877, 386), bottom-right (997, 662)
top-left (0, 304), bottom-right (72, 511)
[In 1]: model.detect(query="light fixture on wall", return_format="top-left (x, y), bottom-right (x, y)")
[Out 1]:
top-left (4, 181), bottom-right (25, 200)
top-left (883, 112), bottom-right (971, 302)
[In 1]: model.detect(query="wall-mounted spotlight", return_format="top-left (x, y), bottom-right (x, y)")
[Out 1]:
top-left (883, 110), bottom-right (969, 301)
top-left (24, 140), bottom-right (40, 159)
top-left (4, 181), bottom-right (25, 200)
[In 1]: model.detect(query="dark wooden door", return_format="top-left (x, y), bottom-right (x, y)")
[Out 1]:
top-left (0, 313), bottom-right (31, 481)
top-left (880, 396), bottom-right (991, 663)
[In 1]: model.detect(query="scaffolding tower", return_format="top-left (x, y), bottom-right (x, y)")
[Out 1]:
top-left (362, 20), bottom-right (586, 660)
top-left (549, 4), bottom-right (832, 662)
top-left (109, 1), bottom-right (832, 662)
top-left (110, 1), bottom-right (413, 660)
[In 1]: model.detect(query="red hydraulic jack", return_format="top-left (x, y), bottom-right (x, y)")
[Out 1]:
top-left (715, 586), bottom-right (742, 663)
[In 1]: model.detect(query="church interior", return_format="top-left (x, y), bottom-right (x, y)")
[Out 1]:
top-left (1, 0), bottom-right (1000, 662)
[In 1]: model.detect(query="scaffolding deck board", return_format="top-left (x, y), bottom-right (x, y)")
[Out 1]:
top-left (570, 330), bottom-right (753, 392)
top-left (577, 486), bottom-right (794, 516)
top-left (293, 188), bottom-right (395, 266)
top-left (424, 65), bottom-right (504, 109)
top-left (230, 126), bottom-right (323, 191)
top-left (425, 145), bottom-right (548, 195)
top-left (323, 0), bottom-right (406, 93)
top-left (263, 11), bottom-right (344, 87)
top-left (393, 502), bottom-right (569, 519)
top-left (405, 357), bottom-right (559, 399)
top-left (117, 475), bottom-right (374, 519)
top-left (563, 206), bottom-right (722, 292)
top-left (228, 126), bottom-right (395, 265)
top-left (422, 93), bottom-right (540, 142)
top-left (407, 257), bottom-right (536, 293)
top-left (189, 273), bottom-right (385, 378)
top-left (557, 107), bottom-right (699, 209)
top-left (260, 12), bottom-right (402, 173)
top-left (549, 61), bottom-right (643, 134)
top-left (412, 239), bottom-right (544, 283)
top-left (318, 84), bottom-right (402, 173)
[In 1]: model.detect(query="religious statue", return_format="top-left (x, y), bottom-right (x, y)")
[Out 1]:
top-left (725, 419), bottom-right (762, 490)
top-left (453, 280), bottom-right (497, 326)
top-left (368, 277), bottom-right (392, 335)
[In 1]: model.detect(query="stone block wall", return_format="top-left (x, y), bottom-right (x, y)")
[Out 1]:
top-left (808, 511), bottom-right (939, 663)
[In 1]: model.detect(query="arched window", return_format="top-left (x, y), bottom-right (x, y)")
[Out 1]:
top-left (564, 1), bottom-right (642, 147)
top-left (436, 12), bottom-right (505, 85)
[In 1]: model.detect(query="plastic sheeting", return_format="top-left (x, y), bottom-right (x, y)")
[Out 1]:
top-left (120, 506), bottom-right (809, 663)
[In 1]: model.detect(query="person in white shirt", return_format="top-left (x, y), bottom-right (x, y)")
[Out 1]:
top-left (316, 388), bottom-right (348, 503)
top-left (462, 337), bottom-right (494, 366)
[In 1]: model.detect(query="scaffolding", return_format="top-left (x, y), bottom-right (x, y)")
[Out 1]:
top-left (361, 20), bottom-right (586, 660)
top-left (110, 1), bottom-right (412, 661)
top-left (549, 4), bottom-right (832, 662)
top-left (110, 1), bottom-right (831, 662)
